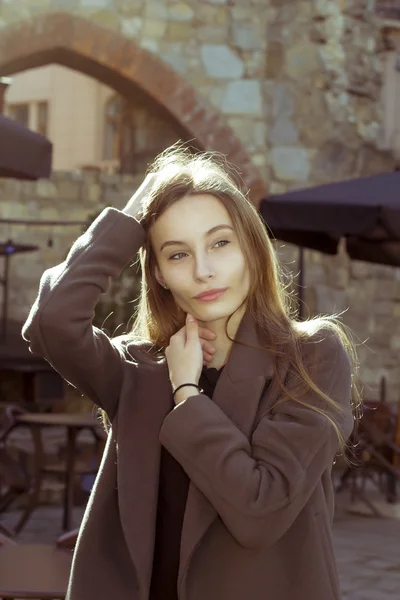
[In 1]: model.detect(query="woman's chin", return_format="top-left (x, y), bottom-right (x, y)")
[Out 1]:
top-left (192, 303), bottom-right (238, 324)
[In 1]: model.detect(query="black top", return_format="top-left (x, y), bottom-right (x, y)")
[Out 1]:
top-left (149, 366), bottom-right (224, 600)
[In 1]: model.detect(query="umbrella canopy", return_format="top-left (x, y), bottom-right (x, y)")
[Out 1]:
top-left (260, 171), bottom-right (400, 267)
top-left (0, 114), bottom-right (52, 180)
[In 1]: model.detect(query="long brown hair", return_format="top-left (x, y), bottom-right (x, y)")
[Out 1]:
top-left (121, 144), bottom-right (361, 448)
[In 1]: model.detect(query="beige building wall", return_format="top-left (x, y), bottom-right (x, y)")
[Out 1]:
top-left (4, 64), bottom-right (114, 171)
top-left (382, 52), bottom-right (400, 158)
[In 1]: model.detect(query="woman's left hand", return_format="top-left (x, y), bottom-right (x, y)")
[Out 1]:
top-left (166, 313), bottom-right (203, 398)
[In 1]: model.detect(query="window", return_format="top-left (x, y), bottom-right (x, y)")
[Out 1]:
top-left (104, 95), bottom-right (122, 160)
top-left (8, 103), bottom-right (29, 128)
top-left (37, 101), bottom-right (48, 137)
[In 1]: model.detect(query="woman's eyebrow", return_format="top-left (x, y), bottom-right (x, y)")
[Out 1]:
top-left (160, 224), bottom-right (233, 252)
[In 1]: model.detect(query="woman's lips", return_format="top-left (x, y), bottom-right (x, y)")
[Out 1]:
top-left (194, 289), bottom-right (227, 302)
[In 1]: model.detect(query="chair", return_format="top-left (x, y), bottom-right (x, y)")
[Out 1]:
top-left (0, 529), bottom-right (77, 599)
top-left (1, 404), bottom-right (104, 534)
top-left (336, 398), bottom-right (400, 516)
top-left (0, 406), bottom-right (30, 534)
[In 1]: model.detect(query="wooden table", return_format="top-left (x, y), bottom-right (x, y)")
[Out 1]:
top-left (15, 412), bottom-right (101, 532)
top-left (0, 543), bottom-right (72, 599)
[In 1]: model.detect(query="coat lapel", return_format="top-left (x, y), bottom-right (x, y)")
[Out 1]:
top-left (116, 357), bottom-right (171, 600)
top-left (178, 311), bottom-right (276, 595)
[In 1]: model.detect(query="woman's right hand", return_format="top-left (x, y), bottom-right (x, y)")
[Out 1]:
top-left (122, 173), bottom-right (158, 221)
top-left (173, 322), bottom-right (216, 365)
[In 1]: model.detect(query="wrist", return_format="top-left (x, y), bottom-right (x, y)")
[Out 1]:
top-left (173, 382), bottom-right (202, 406)
top-left (122, 202), bottom-right (142, 221)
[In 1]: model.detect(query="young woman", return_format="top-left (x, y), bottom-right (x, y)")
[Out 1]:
top-left (22, 146), bottom-right (358, 600)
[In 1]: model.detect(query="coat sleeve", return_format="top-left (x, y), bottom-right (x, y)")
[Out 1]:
top-left (159, 332), bottom-right (354, 549)
top-left (22, 207), bottom-right (146, 419)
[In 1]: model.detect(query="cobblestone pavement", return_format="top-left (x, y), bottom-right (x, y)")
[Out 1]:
top-left (2, 496), bottom-right (400, 600)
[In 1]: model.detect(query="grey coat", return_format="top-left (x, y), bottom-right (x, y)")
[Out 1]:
top-left (22, 207), bottom-right (353, 600)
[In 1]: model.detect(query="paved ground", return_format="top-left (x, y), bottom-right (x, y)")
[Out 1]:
top-left (2, 492), bottom-right (400, 600)
top-left (334, 508), bottom-right (400, 599)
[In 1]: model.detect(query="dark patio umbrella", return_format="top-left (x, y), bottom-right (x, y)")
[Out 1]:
top-left (260, 171), bottom-right (400, 315)
top-left (0, 114), bottom-right (52, 180)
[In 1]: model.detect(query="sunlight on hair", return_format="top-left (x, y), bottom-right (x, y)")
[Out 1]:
top-left (100, 141), bottom-right (362, 461)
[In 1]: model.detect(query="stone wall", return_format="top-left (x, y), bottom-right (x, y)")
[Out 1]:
top-left (0, 0), bottom-right (399, 402)
top-left (0, 172), bottom-right (142, 340)
top-left (0, 1), bottom-right (396, 192)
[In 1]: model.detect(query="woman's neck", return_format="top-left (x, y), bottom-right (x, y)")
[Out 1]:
top-left (200, 305), bottom-right (246, 369)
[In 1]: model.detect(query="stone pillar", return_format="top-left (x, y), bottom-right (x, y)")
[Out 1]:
top-left (0, 77), bottom-right (11, 114)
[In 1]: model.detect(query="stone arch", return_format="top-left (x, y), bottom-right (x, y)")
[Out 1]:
top-left (0, 12), bottom-right (266, 203)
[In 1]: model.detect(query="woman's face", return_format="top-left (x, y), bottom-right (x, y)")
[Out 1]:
top-left (150, 193), bottom-right (250, 323)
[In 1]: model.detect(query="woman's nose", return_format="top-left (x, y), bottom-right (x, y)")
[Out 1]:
top-left (194, 255), bottom-right (215, 280)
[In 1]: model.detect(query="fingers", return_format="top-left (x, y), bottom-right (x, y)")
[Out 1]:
top-left (200, 339), bottom-right (216, 356)
top-left (203, 352), bottom-right (214, 364)
top-left (198, 327), bottom-right (217, 341)
top-left (185, 313), bottom-right (199, 342)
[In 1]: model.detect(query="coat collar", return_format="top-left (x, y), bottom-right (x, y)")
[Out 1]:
top-left (177, 310), bottom-right (279, 598)
top-left (118, 310), bottom-right (285, 600)
top-left (226, 309), bottom-right (274, 382)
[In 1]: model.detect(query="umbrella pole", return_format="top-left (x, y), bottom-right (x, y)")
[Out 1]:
top-left (297, 247), bottom-right (305, 320)
top-left (0, 254), bottom-right (9, 339)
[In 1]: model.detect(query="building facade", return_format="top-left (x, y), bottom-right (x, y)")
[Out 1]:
top-left (0, 0), bottom-right (399, 400)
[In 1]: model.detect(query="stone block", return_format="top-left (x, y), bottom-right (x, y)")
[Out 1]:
top-left (141, 37), bottom-right (159, 54)
top-left (51, 0), bottom-right (79, 8)
top-left (272, 83), bottom-right (295, 119)
top-left (114, 0), bottom-right (143, 16)
top-left (231, 7), bottom-right (250, 20)
top-left (166, 20), bottom-right (192, 41)
top-left (232, 22), bottom-right (262, 51)
top-left (285, 40), bottom-right (322, 79)
top-left (265, 41), bottom-right (285, 79)
top-left (375, 301), bottom-right (394, 316)
top-left (196, 4), bottom-right (228, 26)
top-left (121, 16), bottom-right (143, 38)
top-left (144, 0), bottom-right (168, 20)
top-left (168, 2), bottom-right (194, 21)
top-left (221, 80), bottom-right (262, 115)
top-left (81, 0), bottom-right (112, 7)
top-left (57, 180), bottom-right (81, 200)
top-left (268, 117), bottom-right (299, 146)
top-left (36, 180), bottom-right (58, 199)
top-left (271, 147), bottom-right (310, 182)
top-left (143, 19), bottom-right (167, 38)
top-left (268, 181), bottom-right (287, 195)
top-left (90, 9), bottom-right (120, 30)
top-left (162, 44), bottom-right (189, 75)
top-left (374, 279), bottom-right (396, 301)
top-left (243, 50), bottom-right (264, 78)
top-left (196, 25), bottom-right (229, 44)
top-left (350, 261), bottom-right (370, 279)
top-left (201, 44), bottom-right (244, 79)
top-left (314, 0), bottom-right (339, 17)
top-left (314, 284), bottom-right (346, 314)
top-left (25, 0), bottom-right (52, 9)
top-left (251, 153), bottom-right (268, 168)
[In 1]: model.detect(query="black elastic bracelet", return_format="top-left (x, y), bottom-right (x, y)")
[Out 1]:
top-left (172, 383), bottom-right (203, 398)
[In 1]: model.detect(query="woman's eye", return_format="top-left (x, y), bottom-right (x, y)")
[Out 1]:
top-left (168, 240), bottom-right (229, 260)
top-left (214, 240), bottom-right (230, 248)
top-left (169, 252), bottom-right (187, 261)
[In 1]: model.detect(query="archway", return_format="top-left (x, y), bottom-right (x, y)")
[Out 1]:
top-left (0, 12), bottom-right (266, 203)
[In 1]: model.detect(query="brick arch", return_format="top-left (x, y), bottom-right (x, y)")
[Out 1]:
top-left (0, 12), bottom-right (266, 204)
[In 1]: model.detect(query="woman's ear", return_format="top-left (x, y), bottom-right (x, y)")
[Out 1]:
top-left (155, 265), bottom-right (168, 290)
